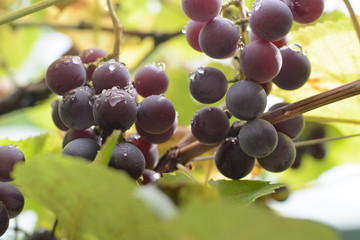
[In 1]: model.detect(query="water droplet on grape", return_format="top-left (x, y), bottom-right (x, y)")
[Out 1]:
top-left (197, 67), bottom-right (205, 75)
top-left (188, 71), bottom-right (196, 80)
top-left (109, 96), bottom-right (124, 107)
top-left (119, 62), bottom-right (126, 67)
top-left (109, 64), bottom-right (116, 71)
top-left (109, 59), bottom-right (116, 63)
top-left (252, 0), bottom-right (262, 11)
top-left (124, 85), bottom-right (133, 93)
top-left (157, 62), bottom-right (166, 70)
top-left (72, 56), bottom-right (82, 65)
top-left (289, 43), bottom-right (303, 53)
top-left (105, 91), bottom-right (112, 97)
top-left (182, 25), bottom-right (187, 34)
top-left (238, 42), bottom-right (245, 50)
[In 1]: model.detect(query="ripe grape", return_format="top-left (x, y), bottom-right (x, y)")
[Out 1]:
top-left (199, 17), bottom-right (240, 59)
top-left (0, 182), bottom-right (24, 218)
top-left (79, 47), bottom-right (108, 81)
top-left (141, 169), bottom-right (161, 185)
top-left (62, 138), bottom-right (100, 161)
top-left (0, 202), bottom-right (9, 237)
top-left (62, 127), bottom-right (101, 148)
top-left (226, 80), bottom-right (267, 120)
top-left (191, 106), bottom-right (230, 144)
top-left (257, 132), bottom-right (296, 172)
top-left (93, 88), bottom-right (137, 131)
top-left (45, 56), bottom-right (86, 95)
top-left (0, 145), bottom-right (25, 182)
top-left (286, 0), bottom-right (324, 24)
top-left (182, 0), bottom-right (222, 22)
top-left (249, 0), bottom-right (293, 42)
top-left (249, 31), bottom-right (289, 49)
top-left (215, 137), bottom-right (255, 180)
top-left (189, 67), bottom-right (228, 104)
top-left (58, 86), bottom-right (96, 130)
top-left (272, 45), bottom-right (311, 90)
top-left (268, 102), bottom-right (305, 139)
top-left (128, 134), bottom-right (159, 169)
top-left (28, 228), bottom-right (58, 240)
top-left (91, 60), bottom-right (132, 94)
top-left (238, 119), bottom-right (278, 158)
top-left (109, 143), bottom-right (145, 180)
top-left (136, 95), bottom-right (176, 134)
top-left (51, 100), bottom-right (68, 131)
top-left (184, 20), bottom-right (206, 52)
top-left (240, 40), bottom-right (282, 83)
top-left (134, 65), bottom-right (169, 98)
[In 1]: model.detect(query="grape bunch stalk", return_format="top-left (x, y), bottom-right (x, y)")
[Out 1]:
top-left (179, 0), bottom-right (325, 179)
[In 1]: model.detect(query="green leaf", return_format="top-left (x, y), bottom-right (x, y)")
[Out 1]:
top-left (92, 130), bottom-right (121, 166)
top-left (208, 179), bottom-right (283, 206)
top-left (13, 154), bottom-right (171, 240)
top-left (158, 172), bottom-right (194, 185)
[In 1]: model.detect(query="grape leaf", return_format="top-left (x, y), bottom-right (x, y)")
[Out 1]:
top-left (208, 179), bottom-right (283, 206)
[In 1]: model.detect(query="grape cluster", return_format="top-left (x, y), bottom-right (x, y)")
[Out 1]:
top-left (0, 145), bottom-right (26, 237)
top-left (47, 48), bottom-right (177, 180)
top-left (182, 0), bottom-right (324, 179)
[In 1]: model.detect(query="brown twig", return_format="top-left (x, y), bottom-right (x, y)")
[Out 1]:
top-left (343, 0), bottom-right (360, 46)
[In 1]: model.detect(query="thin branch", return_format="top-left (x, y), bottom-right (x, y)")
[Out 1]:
top-left (305, 116), bottom-right (360, 125)
top-left (106, 0), bottom-right (124, 61)
top-left (294, 133), bottom-right (360, 147)
top-left (0, 0), bottom-right (69, 25)
top-left (343, 0), bottom-right (360, 46)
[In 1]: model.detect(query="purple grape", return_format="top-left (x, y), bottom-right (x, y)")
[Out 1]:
top-left (189, 67), bottom-right (228, 104)
top-left (51, 99), bottom-right (69, 131)
top-left (215, 137), bottom-right (255, 180)
top-left (62, 138), bottom-right (100, 161)
top-left (286, 0), bottom-right (324, 24)
top-left (225, 80), bottom-right (267, 120)
top-left (249, 0), bottom-right (293, 42)
top-left (0, 145), bottom-right (25, 182)
top-left (28, 228), bottom-right (59, 240)
top-left (238, 119), bottom-right (278, 158)
top-left (134, 65), bottom-right (169, 98)
top-left (128, 134), bottom-right (159, 169)
top-left (58, 86), bottom-right (96, 130)
top-left (272, 45), bottom-right (311, 90)
top-left (185, 20), bottom-right (206, 52)
top-left (199, 17), bottom-right (240, 59)
top-left (141, 169), bottom-right (160, 185)
top-left (268, 102), bottom-right (305, 139)
top-left (135, 116), bottom-right (178, 144)
top-left (93, 88), bottom-right (137, 131)
top-left (79, 47), bottom-right (108, 81)
top-left (0, 202), bottom-right (9, 237)
top-left (257, 132), bottom-right (296, 172)
top-left (240, 39), bottom-right (282, 83)
top-left (182, 0), bottom-right (222, 22)
top-left (109, 143), bottom-right (145, 180)
top-left (136, 95), bottom-right (176, 134)
top-left (249, 30), bottom-right (289, 49)
top-left (191, 106), bottom-right (229, 144)
top-left (45, 56), bottom-right (86, 95)
top-left (62, 127), bottom-right (101, 148)
top-left (91, 60), bottom-right (132, 94)
top-left (0, 182), bottom-right (24, 218)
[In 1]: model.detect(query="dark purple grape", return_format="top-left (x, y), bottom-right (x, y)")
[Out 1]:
top-left (182, 0), bottom-right (222, 22)
top-left (191, 106), bottom-right (229, 144)
top-left (91, 60), bottom-right (132, 94)
top-left (215, 137), bottom-right (255, 180)
top-left (272, 45), bottom-right (311, 90)
top-left (62, 138), bottom-right (100, 161)
top-left (249, 0), bottom-right (293, 42)
top-left (268, 102), bottom-right (305, 139)
top-left (28, 228), bottom-right (58, 240)
top-left (286, 0), bottom-right (324, 24)
top-left (79, 47), bottom-right (108, 81)
top-left (58, 86), bottom-right (96, 130)
top-left (238, 119), bottom-right (278, 158)
top-left (257, 132), bottom-right (296, 172)
top-left (109, 143), bottom-right (145, 180)
top-left (308, 144), bottom-right (326, 160)
top-left (260, 81), bottom-right (273, 95)
top-left (136, 95), bottom-right (176, 134)
top-left (62, 127), bottom-right (101, 148)
top-left (51, 100), bottom-right (69, 131)
top-left (189, 67), bottom-right (228, 104)
top-left (128, 134), bottom-right (159, 169)
top-left (226, 80), bottom-right (267, 120)
top-left (135, 116), bottom-right (178, 144)
top-left (45, 56), bottom-right (86, 95)
top-left (291, 146), bottom-right (305, 169)
top-left (240, 39), bottom-right (282, 83)
top-left (0, 202), bottom-right (9, 237)
top-left (199, 17), bottom-right (240, 59)
top-left (249, 30), bottom-right (289, 49)
top-left (185, 20), bottom-right (206, 52)
top-left (93, 88), bottom-right (137, 131)
top-left (0, 145), bottom-right (25, 182)
top-left (141, 169), bottom-right (161, 185)
top-left (309, 123), bottom-right (326, 139)
top-left (0, 182), bottom-right (24, 219)
top-left (134, 65), bottom-right (169, 98)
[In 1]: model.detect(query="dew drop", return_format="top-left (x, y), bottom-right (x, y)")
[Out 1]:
top-left (105, 90), bottom-right (112, 97)
top-left (157, 62), bottom-right (166, 70)
top-left (238, 41), bottom-right (246, 50)
top-left (124, 85), bottom-right (133, 93)
top-left (108, 59), bottom-right (116, 64)
top-left (109, 64), bottom-right (116, 71)
top-left (72, 56), bottom-right (82, 65)
top-left (188, 71), bottom-right (196, 80)
top-left (197, 67), bottom-right (205, 75)
top-left (109, 96), bottom-right (124, 107)
top-left (289, 43), bottom-right (303, 53)
top-left (182, 25), bottom-right (187, 34)
top-left (119, 62), bottom-right (126, 67)
top-left (252, 0), bottom-right (262, 11)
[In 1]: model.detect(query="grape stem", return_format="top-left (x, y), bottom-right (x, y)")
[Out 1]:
top-left (155, 79), bottom-right (360, 173)
top-left (106, 0), bottom-right (124, 62)
top-left (0, 0), bottom-right (69, 25)
top-left (51, 218), bottom-right (58, 240)
top-left (343, 0), bottom-right (360, 46)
